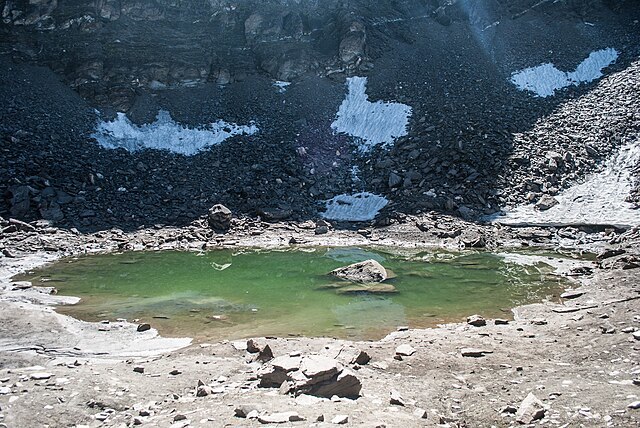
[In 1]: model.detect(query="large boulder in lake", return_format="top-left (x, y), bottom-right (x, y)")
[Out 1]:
top-left (207, 204), bottom-right (232, 231)
top-left (329, 259), bottom-right (390, 284)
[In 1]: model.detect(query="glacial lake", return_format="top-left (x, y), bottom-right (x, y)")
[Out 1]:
top-left (16, 247), bottom-right (576, 341)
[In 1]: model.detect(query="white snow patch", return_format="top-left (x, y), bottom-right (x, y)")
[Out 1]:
top-left (92, 110), bottom-right (258, 156)
top-left (494, 138), bottom-right (640, 228)
top-left (511, 48), bottom-right (618, 97)
top-left (322, 192), bottom-right (388, 221)
top-left (331, 77), bottom-right (412, 152)
top-left (273, 81), bottom-right (291, 93)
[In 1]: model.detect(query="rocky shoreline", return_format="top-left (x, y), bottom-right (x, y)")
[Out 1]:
top-left (1, 216), bottom-right (639, 426)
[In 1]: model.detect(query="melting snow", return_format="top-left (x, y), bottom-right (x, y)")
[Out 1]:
top-left (92, 110), bottom-right (258, 156)
top-left (494, 138), bottom-right (640, 228)
top-left (273, 81), bottom-right (291, 93)
top-left (322, 192), bottom-right (389, 221)
top-left (511, 48), bottom-right (618, 97)
top-left (331, 77), bottom-right (412, 152)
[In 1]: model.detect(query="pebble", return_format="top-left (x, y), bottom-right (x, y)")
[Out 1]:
top-left (136, 323), bottom-right (151, 332)
top-left (628, 401), bottom-right (640, 410)
top-left (331, 415), bottom-right (349, 424)
top-left (395, 344), bottom-right (416, 356)
top-left (467, 314), bottom-right (486, 327)
top-left (0, 387), bottom-right (11, 395)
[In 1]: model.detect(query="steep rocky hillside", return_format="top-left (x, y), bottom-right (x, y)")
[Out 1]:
top-left (1, 0), bottom-right (639, 231)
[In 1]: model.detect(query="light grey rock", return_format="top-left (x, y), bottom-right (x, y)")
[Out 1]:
top-left (413, 407), bottom-right (428, 419)
top-left (560, 290), bottom-right (585, 299)
top-left (331, 414), bottom-right (349, 424)
top-left (390, 389), bottom-right (406, 406)
top-left (329, 259), bottom-right (390, 284)
top-left (536, 195), bottom-right (559, 211)
top-left (235, 404), bottom-right (260, 418)
top-left (515, 392), bottom-right (546, 424)
top-left (30, 372), bottom-right (53, 380)
top-left (395, 344), bottom-right (416, 356)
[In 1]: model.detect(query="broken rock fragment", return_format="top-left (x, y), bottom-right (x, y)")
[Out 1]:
top-left (257, 354), bottom-right (362, 399)
top-left (515, 392), bottom-right (546, 424)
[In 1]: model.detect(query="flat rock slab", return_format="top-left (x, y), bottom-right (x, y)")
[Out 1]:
top-left (460, 348), bottom-right (493, 358)
top-left (258, 412), bottom-right (304, 424)
top-left (560, 290), bottom-right (585, 299)
top-left (395, 344), bottom-right (416, 356)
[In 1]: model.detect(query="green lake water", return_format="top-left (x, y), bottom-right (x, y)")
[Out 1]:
top-left (16, 247), bottom-right (573, 341)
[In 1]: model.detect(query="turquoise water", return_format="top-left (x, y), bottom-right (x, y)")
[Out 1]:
top-left (17, 247), bottom-right (570, 340)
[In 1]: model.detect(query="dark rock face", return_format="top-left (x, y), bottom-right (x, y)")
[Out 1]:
top-left (207, 204), bottom-right (232, 231)
top-left (0, 0), bottom-right (638, 231)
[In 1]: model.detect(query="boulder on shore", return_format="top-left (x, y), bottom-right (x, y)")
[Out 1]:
top-left (207, 204), bottom-right (232, 231)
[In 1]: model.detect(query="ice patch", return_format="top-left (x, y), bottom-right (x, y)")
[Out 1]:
top-left (92, 110), bottom-right (258, 156)
top-left (511, 48), bottom-right (618, 97)
top-left (494, 138), bottom-right (640, 228)
top-left (273, 81), bottom-right (290, 93)
top-left (322, 192), bottom-right (388, 221)
top-left (331, 77), bottom-right (412, 152)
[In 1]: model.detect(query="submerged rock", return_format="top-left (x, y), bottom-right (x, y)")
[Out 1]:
top-left (329, 259), bottom-right (390, 284)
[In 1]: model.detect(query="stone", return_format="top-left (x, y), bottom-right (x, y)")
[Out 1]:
top-left (632, 331), bottom-right (640, 340)
top-left (246, 340), bottom-right (273, 362)
top-left (390, 389), bottom-right (405, 406)
top-left (388, 172), bottom-right (402, 188)
top-left (460, 231), bottom-right (486, 248)
top-left (395, 344), bottom-right (416, 356)
top-left (495, 318), bottom-right (510, 325)
top-left (335, 283), bottom-right (397, 294)
top-left (340, 348), bottom-right (371, 366)
top-left (196, 385), bottom-right (212, 397)
top-left (258, 412), bottom-right (304, 424)
top-left (560, 290), bottom-right (584, 299)
top-left (301, 355), bottom-right (340, 382)
top-left (258, 356), bottom-right (302, 388)
top-left (133, 366), bottom-right (145, 373)
top-left (207, 204), bottom-right (232, 231)
top-left (467, 314), bottom-right (486, 327)
top-left (413, 408), bottom-right (428, 419)
top-left (136, 323), bottom-right (151, 332)
top-left (331, 415), bottom-right (349, 425)
top-left (515, 392), bottom-right (546, 424)
top-left (315, 225), bottom-right (329, 235)
top-left (0, 386), bottom-right (11, 395)
top-left (536, 195), bottom-right (559, 211)
top-left (30, 372), bottom-right (53, 380)
top-left (628, 401), bottom-right (640, 409)
top-left (318, 368), bottom-right (361, 398)
top-left (330, 260), bottom-right (390, 284)
top-left (9, 185), bottom-right (31, 218)
top-left (235, 404), bottom-right (260, 418)
top-left (460, 348), bottom-right (493, 358)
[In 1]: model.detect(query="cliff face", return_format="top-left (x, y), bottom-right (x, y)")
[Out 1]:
top-left (1, 0), bottom-right (638, 231)
top-left (1, 0), bottom-right (628, 111)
